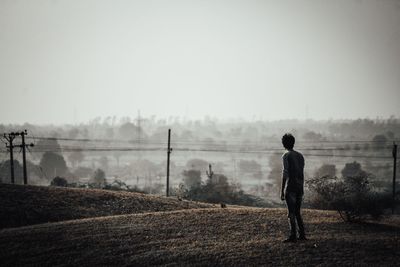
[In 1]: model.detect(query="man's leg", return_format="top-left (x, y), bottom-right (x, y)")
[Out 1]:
top-left (285, 191), bottom-right (297, 242)
top-left (295, 193), bottom-right (306, 240)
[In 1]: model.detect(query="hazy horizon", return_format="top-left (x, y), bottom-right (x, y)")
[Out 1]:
top-left (1, 0), bottom-right (400, 125)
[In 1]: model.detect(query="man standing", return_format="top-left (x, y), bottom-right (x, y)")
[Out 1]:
top-left (280, 133), bottom-right (306, 242)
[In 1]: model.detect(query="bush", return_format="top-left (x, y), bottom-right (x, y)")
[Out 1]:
top-left (181, 173), bottom-right (270, 207)
top-left (90, 169), bottom-right (106, 188)
top-left (307, 175), bottom-right (393, 222)
top-left (103, 179), bottom-right (129, 191)
top-left (183, 170), bottom-right (201, 190)
top-left (50, 176), bottom-right (68, 187)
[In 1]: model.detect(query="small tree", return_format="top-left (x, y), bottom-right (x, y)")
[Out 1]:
top-left (307, 175), bottom-right (393, 222)
top-left (50, 176), bottom-right (68, 187)
top-left (0, 160), bottom-right (23, 183)
top-left (119, 122), bottom-right (140, 139)
top-left (341, 161), bottom-right (367, 178)
top-left (315, 164), bottom-right (336, 178)
top-left (39, 152), bottom-right (69, 180)
top-left (372, 134), bottom-right (388, 149)
top-left (91, 168), bottom-right (106, 187)
top-left (183, 169), bottom-right (201, 190)
top-left (68, 150), bottom-right (85, 168)
top-left (34, 139), bottom-right (62, 160)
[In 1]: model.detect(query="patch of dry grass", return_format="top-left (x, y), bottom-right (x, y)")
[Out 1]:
top-left (0, 184), bottom-right (212, 229)
top-left (0, 208), bottom-right (398, 266)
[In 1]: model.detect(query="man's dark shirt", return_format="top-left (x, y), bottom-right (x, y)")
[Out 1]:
top-left (282, 149), bottom-right (305, 194)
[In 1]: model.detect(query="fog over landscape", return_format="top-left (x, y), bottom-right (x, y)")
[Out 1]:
top-left (1, 0), bottom-right (399, 209)
top-left (0, 1), bottom-right (400, 266)
top-left (1, 0), bottom-right (400, 124)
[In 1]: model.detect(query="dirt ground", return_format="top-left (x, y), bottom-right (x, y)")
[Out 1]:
top-left (0, 183), bottom-right (212, 229)
top-left (0, 207), bottom-right (398, 266)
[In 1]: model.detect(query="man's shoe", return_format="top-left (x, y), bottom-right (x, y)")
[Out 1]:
top-left (298, 235), bottom-right (308, 241)
top-left (283, 237), bottom-right (297, 243)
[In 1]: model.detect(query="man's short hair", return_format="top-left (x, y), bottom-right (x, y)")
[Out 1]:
top-left (282, 133), bottom-right (295, 150)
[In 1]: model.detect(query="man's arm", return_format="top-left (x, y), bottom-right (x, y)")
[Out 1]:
top-left (281, 153), bottom-right (289, 201)
top-left (281, 177), bottom-right (287, 201)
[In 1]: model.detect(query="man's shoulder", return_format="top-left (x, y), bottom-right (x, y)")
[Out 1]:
top-left (283, 150), bottom-right (304, 158)
top-left (294, 150), bottom-right (304, 157)
top-left (282, 150), bottom-right (290, 159)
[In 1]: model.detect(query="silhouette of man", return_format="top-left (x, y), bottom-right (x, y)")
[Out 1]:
top-left (280, 133), bottom-right (306, 243)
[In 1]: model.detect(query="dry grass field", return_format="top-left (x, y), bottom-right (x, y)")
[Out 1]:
top-left (0, 184), bottom-right (398, 266)
top-left (0, 184), bottom-right (212, 229)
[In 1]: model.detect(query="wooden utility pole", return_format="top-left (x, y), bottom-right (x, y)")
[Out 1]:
top-left (20, 130), bottom-right (34, 185)
top-left (4, 133), bottom-right (17, 184)
top-left (166, 129), bottom-right (172, 197)
top-left (3, 130), bottom-right (34, 185)
top-left (393, 142), bottom-right (397, 214)
top-left (21, 131), bottom-right (28, 184)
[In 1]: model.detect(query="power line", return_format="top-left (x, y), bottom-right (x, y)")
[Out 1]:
top-left (172, 148), bottom-right (392, 159)
top-left (18, 134), bottom-right (396, 163)
top-left (27, 144), bottom-right (390, 153)
top-left (26, 135), bottom-right (400, 145)
top-left (25, 136), bottom-right (394, 152)
top-left (26, 136), bottom-right (131, 143)
top-left (28, 147), bottom-right (165, 152)
top-left (24, 146), bottom-right (392, 160)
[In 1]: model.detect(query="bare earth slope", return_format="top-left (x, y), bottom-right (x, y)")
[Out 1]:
top-left (0, 208), bottom-right (398, 266)
top-left (0, 184), bottom-right (212, 229)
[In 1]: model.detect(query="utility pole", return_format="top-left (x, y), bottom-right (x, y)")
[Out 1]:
top-left (393, 142), bottom-right (397, 214)
top-left (166, 129), bottom-right (172, 197)
top-left (20, 130), bottom-right (34, 185)
top-left (3, 130), bottom-right (34, 185)
top-left (137, 110), bottom-right (143, 160)
top-left (206, 164), bottom-right (214, 181)
top-left (4, 133), bottom-right (17, 184)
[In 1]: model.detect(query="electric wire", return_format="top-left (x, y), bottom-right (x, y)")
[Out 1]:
top-left (25, 135), bottom-right (400, 144)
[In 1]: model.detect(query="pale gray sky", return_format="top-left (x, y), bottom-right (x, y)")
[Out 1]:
top-left (0, 0), bottom-right (399, 124)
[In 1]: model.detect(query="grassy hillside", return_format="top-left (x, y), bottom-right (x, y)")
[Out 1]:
top-left (0, 183), bottom-right (212, 229)
top-left (0, 208), bottom-right (398, 266)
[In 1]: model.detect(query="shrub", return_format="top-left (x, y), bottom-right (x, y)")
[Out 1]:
top-left (90, 169), bottom-right (106, 188)
top-left (103, 179), bottom-right (129, 191)
top-left (307, 175), bottom-right (393, 222)
top-left (50, 176), bottom-right (68, 187)
top-left (40, 152), bottom-right (69, 179)
top-left (181, 173), bottom-right (270, 207)
top-left (183, 170), bottom-right (201, 190)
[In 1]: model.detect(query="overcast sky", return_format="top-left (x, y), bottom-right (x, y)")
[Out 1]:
top-left (0, 0), bottom-right (399, 124)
